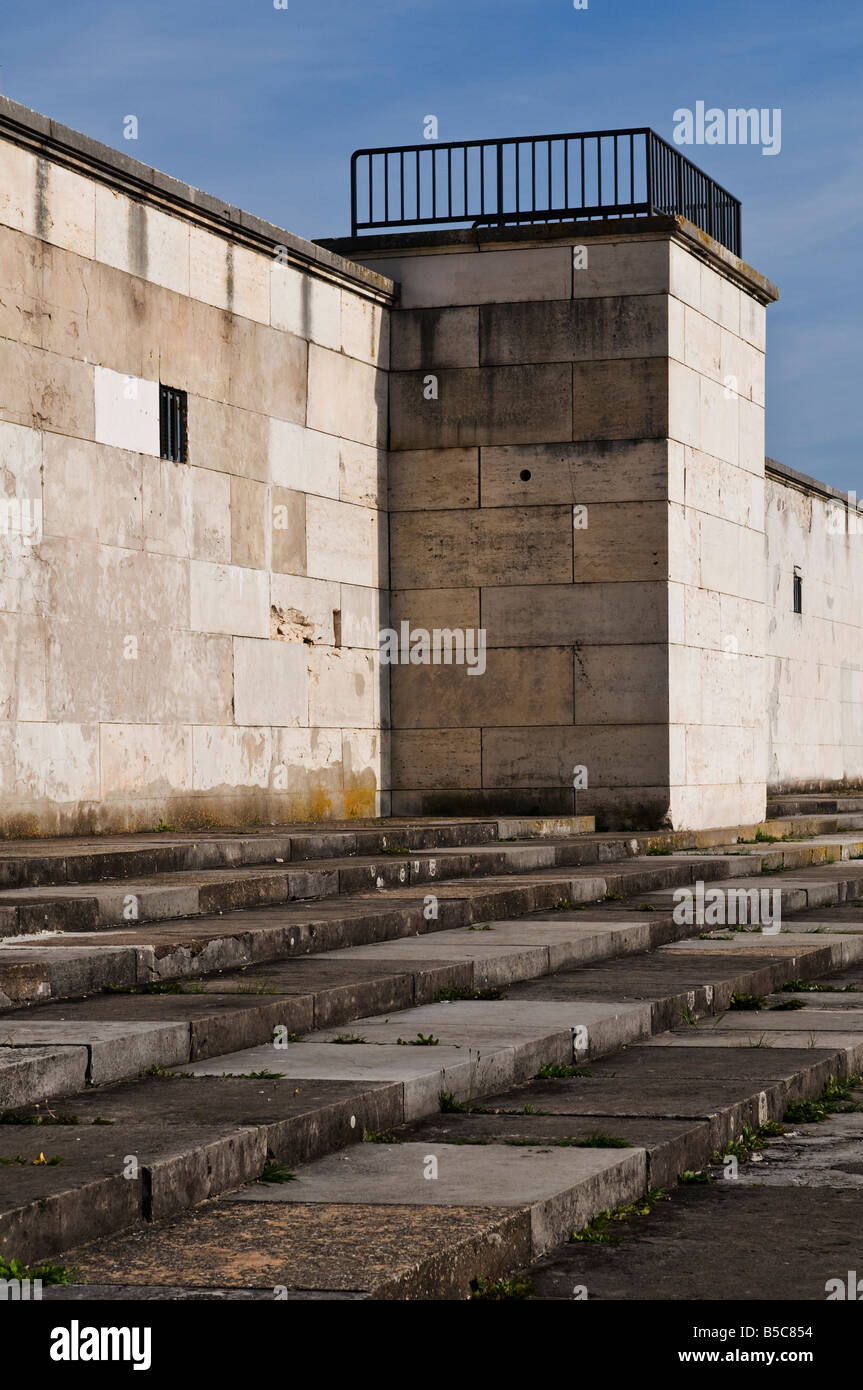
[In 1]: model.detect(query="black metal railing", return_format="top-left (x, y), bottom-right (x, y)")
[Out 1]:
top-left (350, 127), bottom-right (741, 256)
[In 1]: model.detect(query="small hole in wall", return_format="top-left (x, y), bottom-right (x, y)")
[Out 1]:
top-left (520, 470), bottom-right (532, 482)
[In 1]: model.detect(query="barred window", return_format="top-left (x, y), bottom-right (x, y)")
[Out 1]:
top-left (159, 385), bottom-right (188, 463)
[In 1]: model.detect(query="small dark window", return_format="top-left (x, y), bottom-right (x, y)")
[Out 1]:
top-left (793, 571), bottom-right (803, 614)
top-left (160, 385), bottom-right (188, 462)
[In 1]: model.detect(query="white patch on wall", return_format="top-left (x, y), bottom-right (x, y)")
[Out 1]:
top-left (94, 367), bottom-right (159, 456)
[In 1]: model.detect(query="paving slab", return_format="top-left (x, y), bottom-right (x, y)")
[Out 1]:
top-left (180, 1042), bottom-right (515, 1120)
top-left (229, 1140), bottom-right (646, 1256)
top-left (0, 1020), bottom-right (189, 1085)
top-left (3, 991), bottom-right (316, 1061)
top-left (734, 1109), bottom-right (863, 1189)
top-left (398, 1112), bottom-right (709, 1189)
top-left (3, 1076), bottom-right (404, 1167)
top-left (311, 999), bottom-right (651, 1068)
top-left (642, 1030), bottom-right (863, 1066)
top-left (65, 1200), bottom-right (532, 1298)
top-left (0, 1045), bottom-right (88, 1108)
top-left (0, 1121), bottom-right (264, 1263)
top-left (509, 950), bottom-right (794, 1029)
top-left (0, 944), bottom-right (139, 1006)
top-left (707, 1007), bottom-right (863, 1032)
top-left (477, 1047), bottom-right (840, 1137)
top-left (661, 934), bottom-right (863, 969)
top-left (332, 933), bottom-right (550, 987)
top-left (526, 1184), bottom-right (863, 1301)
top-left (188, 955), bottom-right (474, 1024)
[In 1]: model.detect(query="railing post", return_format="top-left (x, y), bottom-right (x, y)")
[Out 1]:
top-left (645, 130), bottom-right (655, 215)
top-left (350, 152), bottom-right (358, 235)
top-left (496, 141), bottom-right (504, 226)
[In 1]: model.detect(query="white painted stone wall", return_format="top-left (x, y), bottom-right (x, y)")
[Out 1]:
top-left (766, 473), bottom-right (863, 791)
top-left (0, 123), bottom-right (393, 832)
top-left (666, 242), bottom-right (769, 828)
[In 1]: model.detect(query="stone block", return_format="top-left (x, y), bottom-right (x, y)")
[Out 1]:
top-left (389, 448), bottom-right (478, 510)
top-left (391, 729), bottom-right (482, 790)
top-left (270, 485), bottom-right (307, 575)
top-left (94, 184), bottom-right (133, 275)
top-left (187, 397), bottom-right (270, 483)
top-left (391, 364), bottom-right (572, 450)
top-left (270, 574), bottom-right (340, 646)
top-left (0, 338), bottom-right (94, 440)
top-left (190, 224), bottom-right (232, 311)
top-left (571, 237), bottom-right (670, 299)
top-left (572, 358), bottom-right (667, 440)
top-left (305, 495), bottom-right (385, 587)
top-left (391, 648), bottom-right (573, 729)
top-left (720, 328), bottom-right (765, 407)
top-left (225, 317), bottom-right (307, 424)
top-left (390, 506), bottom-right (572, 588)
top-left (42, 538), bottom-right (190, 633)
top-left (94, 366), bottom-right (160, 457)
top-left (307, 345), bottom-right (386, 447)
top-left (233, 637), bottom-right (308, 727)
top-left (340, 291), bottom-right (387, 366)
top-left (700, 263), bottom-right (740, 335)
top-left (14, 720), bottom-right (100, 801)
top-left (142, 457), bottom-right (231, 562)
top-left (479, 295), bottom-right (667, 365)
top-left (142, 206), bottom-right (190, 297)
top-left (0, 141), bottom-right (38, 236)
top-left (43, 161), bottom-right (96, 259)
top-left (269, 419), bottom-right (340, 500)
top-left (390, 588), bottom-right (480, 632)
top-left (340, 583), bottom-right (386, 650)
top-left (573, 644), bottom-right (668, 724)
top-left (190, 560), bottom-right (269, 638)
top-left (480, 441), bottom-right (669, 507)
top-left (230, 475), bottom-right (268, 570)
top-left (0, 224), bottom-right (42, 348)
top-left (361, 245), bottom-right (572, 307)
top-left (339, 439), bottom-right (386, 510)
top-left (390, 307), bottom-right (479, 369)
top-left (99, 723), bottom-right (193, 798)
top-left (43, 433), bottom-right (143, 549)
top-left (668, 240), bottom-right (701, 311)
top-left (573, 501), bottom-right (667, 583)
top-left (308, 649), bottom-right (380, 729)
top-left (192, 725), bottom-right (274, 792)
top-left (0, 612), bottom-right (47, 721)
top-left (271, 265), bottom-right (341, 348)
top-left (482, 724), bottom-right (669, 789)
top-left (682, 305), bottom-right (722, 381)
top-left (481, 582), bottom-right (669, 646)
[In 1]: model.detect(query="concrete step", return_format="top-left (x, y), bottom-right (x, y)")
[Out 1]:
top-left (0, 817), bottom-right (595, 892)
top-left (6, 835), bottom-right (863, 1003)
top-left (767, 795), bottom-right (863, 817)
top-left (3, 883), bottom-right (862, 1274)
top-left (0, 837), bottom-right (634, 937)
top-left (21, 940), bottom-right (863, 1295)
top-left (0, 852), bottom-right (735, 1003)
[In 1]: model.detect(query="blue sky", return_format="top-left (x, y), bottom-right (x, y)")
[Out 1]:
top-left (2, 0), bottom-right (861, 487)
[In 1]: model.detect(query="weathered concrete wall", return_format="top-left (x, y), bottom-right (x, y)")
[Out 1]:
top-left (350, 225), bottom-right (776, 830)
top-left (666, 242), bottom-right (769, 830)
top-left (766, 465), bottom-right (863, 792)
top-left (0, 101), bottom-right (394, 834)
top-left (0, 97), bottom-right (786, 836)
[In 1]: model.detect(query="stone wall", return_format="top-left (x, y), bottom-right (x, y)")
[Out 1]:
top-left (350, 224), bottom-right (776, 829)
top-left (766, 464), bottom-right (863, 792)
top-left (0, 100), bottom-right (393, 834)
